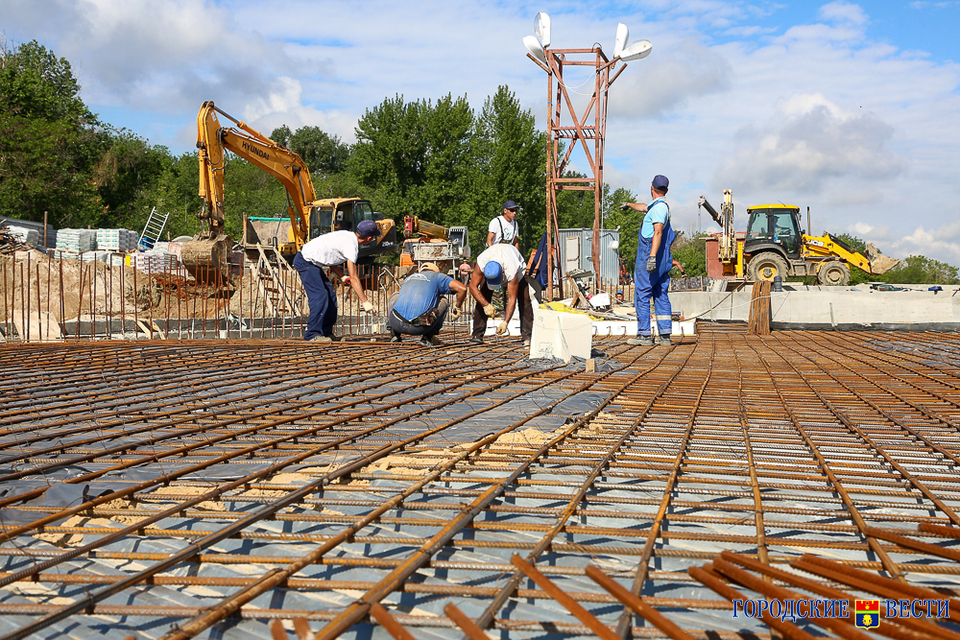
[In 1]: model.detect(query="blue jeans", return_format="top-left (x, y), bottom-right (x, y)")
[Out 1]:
top-left (294, 252), bottom-right (337, 339)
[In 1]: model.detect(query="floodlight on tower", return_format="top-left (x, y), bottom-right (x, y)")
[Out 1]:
top-left (620, 39), bottom-right (653, 61)
top-left (522, 35), bottom-right (547, 64)
top-left (613, 23), bottom-right (628, 58)
top-left (535, 12), bottom-right (551, 48)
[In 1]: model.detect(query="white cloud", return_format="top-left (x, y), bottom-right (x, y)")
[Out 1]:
top-left (817, 2), bottom-right (869, 26)
top-left (713, 93), bottom-right (904, 194)
top-left (609, 37), bottom-right (732, 118)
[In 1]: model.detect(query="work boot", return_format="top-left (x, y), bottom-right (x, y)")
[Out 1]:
top-left (420, 335), bottom-right (442, 347)
top-left (308, 335), bottom-right (333, 343)
top-left (389, 329), bottom-right (402, 343)
top-left (626, 335), bottom-right (654, 346)
top-left (469, 336), bottom-right (484, 344)
top-left (655, 334), bottom-right (674, 346)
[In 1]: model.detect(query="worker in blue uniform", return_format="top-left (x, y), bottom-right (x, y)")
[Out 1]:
top-left (620, 174), bottom-right (677, 346)
top-left (387, 263), bottom-right (468, 347)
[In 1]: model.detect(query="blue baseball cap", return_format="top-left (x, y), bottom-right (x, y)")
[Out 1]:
top-left (356, 220), bottom-right (381, 238)
top-left (503, 200), bottom-right (518, 211)
top-left (652, 175), bottom-right (669, 191)
top-left (483, 261), bottom-right (504, 287)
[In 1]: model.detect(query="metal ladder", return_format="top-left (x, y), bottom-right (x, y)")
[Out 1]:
top-left (249, 244), bottom-right (305, 317)
top-left (138, 206), bottom-right (170, 250)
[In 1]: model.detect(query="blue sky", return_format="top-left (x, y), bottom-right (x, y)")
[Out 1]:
top-left (3, 0), bottom-right (959, 265)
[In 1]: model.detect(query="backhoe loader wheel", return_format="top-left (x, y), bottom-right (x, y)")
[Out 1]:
top-left (817, 261), bottom-right (850, 286)
top-left (746, 253), bottom-right (788, 282)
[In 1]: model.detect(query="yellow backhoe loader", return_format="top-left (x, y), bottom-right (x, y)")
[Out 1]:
top-left (699, 191), bottom-right (899, 286)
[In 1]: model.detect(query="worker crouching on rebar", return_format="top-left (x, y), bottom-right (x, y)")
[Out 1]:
top-left (293, 220), bottom-right (380, 342)
top-left (621, 174), bottom-right (677, 347)
top-left (468, 244), bottom-right (534, 346)
top-left (387, 263), bottom-right (468, 347)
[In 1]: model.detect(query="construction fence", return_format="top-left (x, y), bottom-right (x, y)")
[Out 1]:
top-left (0, 252), bottom-right (633, 344)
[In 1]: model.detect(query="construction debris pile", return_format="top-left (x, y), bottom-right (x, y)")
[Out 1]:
top-left (0, 225), bottom-right (30, 256)
top-left (0, 328), bottom-right (956, 640)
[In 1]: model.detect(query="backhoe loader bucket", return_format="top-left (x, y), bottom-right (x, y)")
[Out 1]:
top-left (181, 234), bottom-right (231, 281)
top-left (864, 243), bottom-right (900, 274)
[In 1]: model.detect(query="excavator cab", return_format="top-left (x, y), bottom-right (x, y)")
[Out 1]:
top-left (306, 198), bottom-right (396, 262)
top-left (744, 205), bottom-right (803, 259)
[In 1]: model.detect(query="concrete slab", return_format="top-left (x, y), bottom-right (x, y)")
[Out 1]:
top-left (671, 287), bottom-right (960, 331)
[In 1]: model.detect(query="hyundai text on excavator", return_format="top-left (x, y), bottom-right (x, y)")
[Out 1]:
top-left (182, 101), bottom-right (397, 278)
top-left (698, 190), bottom-right (899, 286)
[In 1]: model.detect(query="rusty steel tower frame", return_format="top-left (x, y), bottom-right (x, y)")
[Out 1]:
top-left (524, 14), bottom-right (651, 299)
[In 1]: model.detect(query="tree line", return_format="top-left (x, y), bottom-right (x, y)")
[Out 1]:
top-left (0, 38), bottom-right (638, 263)
top-left (1, 39), bottom-right (956, 284)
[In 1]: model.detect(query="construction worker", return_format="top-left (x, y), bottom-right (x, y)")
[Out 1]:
top-left (293, 220), bottom-right (380, 342)
top-left (486, 200), bottom-right (520, 247)
top-left (468, 243), bottom-right (533, 345)
top-left (387, 263), bottom-right (468, 347)
top-left (620, 174), bottom-right (676, 346)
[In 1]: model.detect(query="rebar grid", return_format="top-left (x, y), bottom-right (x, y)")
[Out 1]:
top-left (0, 329), bottom-right (956, 640)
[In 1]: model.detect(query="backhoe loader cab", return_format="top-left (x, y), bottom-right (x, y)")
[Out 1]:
top-left (744, 205), bottom-right (803, 259)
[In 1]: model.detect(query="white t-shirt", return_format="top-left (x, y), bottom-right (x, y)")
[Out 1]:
top-left (476, 244), bottom-right (526, 282)
top-left (487, 215), bottom-right (519, 245)
top-left (300, 230), bottom-right (359, 266)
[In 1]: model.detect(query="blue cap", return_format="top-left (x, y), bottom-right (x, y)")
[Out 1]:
top-left (652, 175), bottom-right (669, 191)
top-left (483, 261), bottom-right (503, 287)
top-left (356, 220), bottom-right (381, 238)
top-left (503, 200), bottom-right (518, 210)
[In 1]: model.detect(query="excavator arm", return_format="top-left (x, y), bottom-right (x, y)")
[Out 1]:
top-left (185, 101), bottom-right (316, 276)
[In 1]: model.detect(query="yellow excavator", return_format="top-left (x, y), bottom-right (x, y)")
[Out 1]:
top-left (182, 101), bottom-right (397, 277)
top-left (699, 191), bottom-right (899, 285)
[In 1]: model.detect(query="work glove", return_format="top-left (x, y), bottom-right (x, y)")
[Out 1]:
top-left (646, 256), bottom-right (657, 273)
top-left (450, 305), bottom-right (461, 319)
top-left (496, 321), bottom-right (509, 335)
top-left (483, 304), bottom-right (496, 318)
top-left (619, 202), bottom-right (630, 211)
top-left (362, 301), bottom-right (375, 313)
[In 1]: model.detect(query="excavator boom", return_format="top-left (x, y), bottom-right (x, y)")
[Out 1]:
top-left (185, 101), bottom-right (317, 277)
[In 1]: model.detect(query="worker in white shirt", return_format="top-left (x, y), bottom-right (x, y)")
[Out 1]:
top-left (486, 200), bottom-right (520, 247)
top-left (293, 220), bottom-right (380, 342)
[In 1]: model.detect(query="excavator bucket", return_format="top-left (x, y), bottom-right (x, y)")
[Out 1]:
top-left (864, 243), bottom-right (900, 274)
top-left (181, 234), bottom-right (231, 281)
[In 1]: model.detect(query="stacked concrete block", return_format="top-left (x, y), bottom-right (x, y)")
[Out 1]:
top-left (130, 251), bottom-right (179, 273)
top-left (96, 228), bottom-right (138, 252)
top-left (152, 241), bottom-right (183, 260)
top-left (56, 229), bottom-right (97, 253)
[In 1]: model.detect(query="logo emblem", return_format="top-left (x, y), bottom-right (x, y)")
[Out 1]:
top-left (855, 600), bottom-right (880, 629)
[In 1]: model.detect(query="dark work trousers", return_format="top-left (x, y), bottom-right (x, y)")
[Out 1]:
top-left (386, 292), bottom-right (449, 338)
top-left (294, 252), bottom-right (337, 340)
top-left (471, 278), bottom-right (534, 340)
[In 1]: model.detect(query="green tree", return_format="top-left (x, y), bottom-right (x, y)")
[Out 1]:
top-left (671, 231), bottom-right (708, 278)
top-left (270, 124), bottom-right (351, 177)
top-left (881, 255), bottom-right (959, 285)
top-left (601, 186), bottom-right (640, 272)
top-left (0, 39), bottom-right (102, 226)
top-left (349, 93), bottom-right (476, 231)
top-left (472, 86), bottom-right (546, 256)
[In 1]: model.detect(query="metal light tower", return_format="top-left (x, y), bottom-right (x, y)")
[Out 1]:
top-left (524, 14), bottom-right (651, 299)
